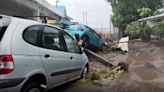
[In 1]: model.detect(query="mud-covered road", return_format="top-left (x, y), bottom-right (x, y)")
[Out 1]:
top-left (49, 41), bottom-right (164, 92)
top-left (107, 41), bottom-right (164, 92)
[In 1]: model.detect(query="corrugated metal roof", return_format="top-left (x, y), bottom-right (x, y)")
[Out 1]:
top-left (138, 13), bottom-right (164, 21)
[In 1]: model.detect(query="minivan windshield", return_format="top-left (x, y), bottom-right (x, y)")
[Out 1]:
top-left (0, 16), bottom-right (11, 41)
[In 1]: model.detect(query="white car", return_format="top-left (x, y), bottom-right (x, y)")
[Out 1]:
top-left (0, 15), bottom-right (89, 92)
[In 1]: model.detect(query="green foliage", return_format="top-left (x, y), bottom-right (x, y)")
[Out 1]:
top-left (92, 80), bottom-right (101, 86)
top-left (90, 70), bottom-right (101, 80)
top-left (137, 7), bottom-right (152, 18)
top-left (79, 67), bottom-right (121, 86)
top-left (125, 21), bottom-right (151, 40)
top-left (111, 14), bottom-right (123, 27)
top-left (125, 21), bottom-right (142, 37)
top-left (79, 70), bottom-right (101, 86)
top-left (99, 68), bottom-right (119, 80)
top-left (141, 25), bottom-right (152, 40)
top-left (153, 20), bottom-right (164, 35)
top-left (107, 0), bottom-right (163, 34)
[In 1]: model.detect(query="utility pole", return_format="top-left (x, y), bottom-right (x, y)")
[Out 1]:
top-left (101, 24), bottom-right (103, 32)
top-left (83, 12), bottom-right (85, 24)
top-left (56, 0), bottom-right (59, 8)
top-left (86, 12), bottom-right (87, 25)
top-left (109, 13), bottom-right (113, 40)
top-left (82, 11), bottom-right (88, 25)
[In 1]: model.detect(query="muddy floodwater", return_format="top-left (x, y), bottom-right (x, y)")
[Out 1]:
top-left (49, 41), bottom-right (164, 92)
top-left (108, 41), bottom-right (164, 92)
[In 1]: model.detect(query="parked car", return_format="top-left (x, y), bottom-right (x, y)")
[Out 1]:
top-left (0, 15), bottom-right (89, 92)
top-left (66, 24), bottom-right (104, 51)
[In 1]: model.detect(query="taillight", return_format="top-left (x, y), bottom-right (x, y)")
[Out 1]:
top-left (75, 34), bottom-right (80, 41)
top-left (0, 55), bottom-right (14, 74)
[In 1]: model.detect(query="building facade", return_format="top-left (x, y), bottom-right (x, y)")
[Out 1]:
top-left (0, 0), bottom-right (64, 23)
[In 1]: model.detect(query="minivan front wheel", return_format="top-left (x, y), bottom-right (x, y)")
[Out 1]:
top-left (23, 82), bottom-right (43, 92)
top-left (81, 66), bottom-right (88, 78)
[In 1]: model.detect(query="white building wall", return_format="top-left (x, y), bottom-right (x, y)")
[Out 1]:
top-left (147, 20), bottom-right (158, 28)
top-left (0, 0), bottom-right (63, 22)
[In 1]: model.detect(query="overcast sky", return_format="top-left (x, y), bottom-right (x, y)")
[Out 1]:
top-left (46, 0), bottom-right (112, 29)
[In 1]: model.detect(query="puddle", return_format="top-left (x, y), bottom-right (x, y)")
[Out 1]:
top-left (160, 57), bottom-right (164, 60)
top-left (128, 51), bottom-right (154, 65)
top-left (132, 66), bottom-right (159, 80)
top-left (145, 62), bottom-right (156, 69)
top-left (126, 57), bottom-right (134, 64)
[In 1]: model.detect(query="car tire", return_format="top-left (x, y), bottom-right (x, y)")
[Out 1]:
top-left (22, 82), bottom-right (44, 92)
top-left (81, 65), bottom-right (88, 78)
top-left (118, 62), bottom-right (129, 71)
top-left (81, 35), bottom-right (89, 48)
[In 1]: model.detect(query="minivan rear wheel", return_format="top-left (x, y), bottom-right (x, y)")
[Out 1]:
top-left (22, 82), bottom-right (43, 92)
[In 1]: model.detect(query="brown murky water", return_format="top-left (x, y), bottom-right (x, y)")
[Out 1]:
top-left (49, 41), bottom-right (164, 92)
top-left (108, 41), bottom-right (164, 92)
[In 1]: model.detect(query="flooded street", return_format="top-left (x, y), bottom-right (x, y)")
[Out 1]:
top-left (49, 41), bottom-right (164, 92)
top-left (108, 41), bottom-right (164, 92)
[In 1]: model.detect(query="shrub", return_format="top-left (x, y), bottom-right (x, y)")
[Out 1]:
top-left (79, 68), bottom-right (121, 86)
top-left (125, 21), bottom-right (142, 39)
top-left (152, 20), bottom-right (164, 35)
top-left (137, 7), bottom-right (152, 18)
top-left (126, 21), bottom-right (151, 40)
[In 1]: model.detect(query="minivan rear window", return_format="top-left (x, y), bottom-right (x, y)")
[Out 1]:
top-left (0, 16), bottom-right (11, 41)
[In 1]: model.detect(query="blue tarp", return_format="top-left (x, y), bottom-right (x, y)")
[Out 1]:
top-left (60, 18), bottom-right (73, 26)
top-left (56, 5), bottom-right (73, 26)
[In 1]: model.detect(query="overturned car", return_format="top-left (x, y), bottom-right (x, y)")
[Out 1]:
top-left (66, 24), bottom-right (104, 51)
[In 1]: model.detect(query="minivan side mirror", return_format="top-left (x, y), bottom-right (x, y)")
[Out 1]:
top-left (81, 47), bottom-right (84, 53)
top-left (78, 46), bottom-right (84, 54)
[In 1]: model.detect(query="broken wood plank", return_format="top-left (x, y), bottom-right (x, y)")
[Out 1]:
top-left (84, 48), bottom-right (129, 71)
top-left (84, 48), bottom-right (118, 67)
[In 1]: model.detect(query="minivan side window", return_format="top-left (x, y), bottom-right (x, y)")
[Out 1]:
top-left (0, 16), bottom-right (11, 41)
top-left (23, 25), bottom-right (41, 45)
top-left (42, 26), bottom-right (67, 51)
top-left (74, 40), bottom-right (82, 54)
top-left (63, 33), bottom-right (76, 53)
top-left (63, 32), bottom-right (82, 54)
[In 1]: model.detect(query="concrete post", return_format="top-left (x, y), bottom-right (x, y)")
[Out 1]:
top-left (33, 10), bottom-right (40, 21)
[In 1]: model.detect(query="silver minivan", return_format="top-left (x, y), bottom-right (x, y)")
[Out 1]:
top-left (0, 15), bottom-right (89, 92)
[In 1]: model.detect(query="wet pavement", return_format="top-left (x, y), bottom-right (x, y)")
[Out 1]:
top-left (48, 41), bottom-right (164, 92)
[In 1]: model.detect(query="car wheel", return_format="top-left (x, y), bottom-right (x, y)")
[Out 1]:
top-left (22, 82), bottom-right (44, 92)
top-left (81, 65), bottom-right (88, 78)
top-left (118, 62), bottom-right (129, 71)
top-left (81, 36), bottom-right (89, 48)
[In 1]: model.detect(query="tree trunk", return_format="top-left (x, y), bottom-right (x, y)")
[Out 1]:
top-left (118, 28), bottom-right (123, 39)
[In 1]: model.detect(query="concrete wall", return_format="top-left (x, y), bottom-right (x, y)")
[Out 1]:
top-left (146, 20), bottom-right (158, 28)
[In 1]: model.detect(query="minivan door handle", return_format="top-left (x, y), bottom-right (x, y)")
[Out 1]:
top-left (70, 57), bottom-right (73, 60)
top-left (45, 54), bottom-right (50, 58)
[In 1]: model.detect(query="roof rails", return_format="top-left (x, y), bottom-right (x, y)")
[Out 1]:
top-left (13, 15), bottom-right (48, 23)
